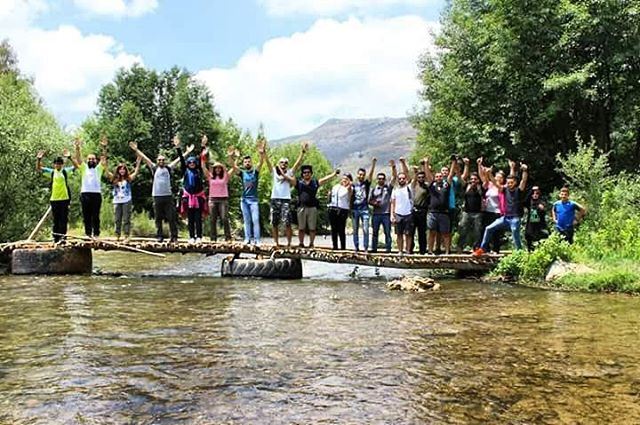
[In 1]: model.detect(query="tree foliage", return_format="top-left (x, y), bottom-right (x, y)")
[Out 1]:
top-left (0, 41), bottom-right (67, 241)
top-left (413, 0), bottom-right (640, 190)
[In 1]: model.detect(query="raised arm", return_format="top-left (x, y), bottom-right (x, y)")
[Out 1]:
top-left (256, 138), bottom-right (267, 171)
top-left (446, 158), bottom-right (457, 185)
top-left (99, 136), bottom-right (108, 167)
top-left (389, 159), bottom-right (398, 186)
top-left (399, 157), bottom-right (409, 177)
top-left (477, 158), bottom-right (487, 184)
top-left (423, 157), bottom-right (434, 184)
top-left (129, 141), bottom-right (154, 169)
top-left (367, 157), bottom-right (377, 182)
top-left (291, 141), bottom-right (308, 173)
top-left (319, 169), bottom-right (340, 186)
top-left (36, 150), bottom-right (45, 172)
top-left (130, 155), bottom-right (143, 180)
top-left (71, 138), bottom-right (82, 169)
top-left (460, 157), bottom-right (470, 184)
top-left (508, 159), bottom-right (517, 177)
top-left (519, 163), bottom-right (528, 191)
top-left (200, 152), bottom-right (212, 180)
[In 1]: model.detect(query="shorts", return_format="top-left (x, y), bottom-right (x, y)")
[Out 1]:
top-left (427, 211), bottom-right (451, 233)
top-left (297, 206), bottom-right (318, 231)
top-left (270, 199), bottom-right (291, 227)
top-left (395, 213), bottom-right (414, 235)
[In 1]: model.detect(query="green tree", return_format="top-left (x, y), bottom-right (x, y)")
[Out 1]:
top-left (413, 0), bottom-right (640, 190)
top-left (0, 41), bottom-right (68, 241)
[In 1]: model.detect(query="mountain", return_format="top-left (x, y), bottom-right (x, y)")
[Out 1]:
top-left (272, 117), bottom-right (417, 173)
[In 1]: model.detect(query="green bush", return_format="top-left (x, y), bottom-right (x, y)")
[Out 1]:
top-left (553, 270), bottom-right (640, 294)
top-left (493, 233), bottom-right (573, 281)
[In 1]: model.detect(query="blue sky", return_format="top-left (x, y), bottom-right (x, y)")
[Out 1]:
top-left (2, 0), bottom-right (445, 137)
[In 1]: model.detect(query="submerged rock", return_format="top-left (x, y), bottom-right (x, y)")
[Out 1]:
top-left (545, 260), bottom-right (596, 282)
top-left (387, 276), bottom-right (440, 292)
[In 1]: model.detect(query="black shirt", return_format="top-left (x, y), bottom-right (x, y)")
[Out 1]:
top-left (463, 184), bottom-right (485, 213)
top-left (296, 178), bottom-right (320, 207)
top-left (428, 180), bottom-right (450, 213)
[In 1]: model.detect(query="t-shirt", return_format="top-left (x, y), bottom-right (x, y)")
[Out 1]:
top-left (463, 184), bottom-right (485, 213)
top-left (412, 182), bottom-right (429, 209)
top-left (428, 180), bottom-right (450, 213)
top-left (391, 185), bottom-right (413, 216)
top-left (369, 184), bottom-right (393, 215)
top-left (80, 163), bottom-right (104, 193)
top-left (553, 200), bottom-right (578, 231)
top-left (152, 165), bottom-right (173, 197)
top-left (351, 179), bottom-right (371, 210)
top-left (329, 184), bottom-right (351, 210)
top-left (112, 180), bottom-right (132, 204)
top-left (504, 187), bottom-right (524, 217)
top-left (525, 192), bottom-right (546, 226)
top-left (42, 167), bottom-right (74, 201)
top-left (208, 172), bottom-right (229, 198)
top-left (271, 168), bottom-right (294, 200)
top-left (484, 183), bottom-right (501, 214)
top-left (296, 178), bottom-right (319, 208)
top-left (241, 169), bottom-right (259, 200)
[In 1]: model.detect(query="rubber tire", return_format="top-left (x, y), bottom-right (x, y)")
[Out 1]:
top-left (221, 257), bottom-right (303, 279)
top-left (11, 247), bottom-right (92, 275)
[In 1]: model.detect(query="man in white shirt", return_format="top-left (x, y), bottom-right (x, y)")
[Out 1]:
top-left (264, 141), bottom-right (307, 247)
top-left (390, 172), bottom-right (414, 254)
top-left (70, 137), bottom-right (107, 238)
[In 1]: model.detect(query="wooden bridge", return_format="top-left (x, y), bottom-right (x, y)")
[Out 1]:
top-left (0, 238), bottom-right (503, 276)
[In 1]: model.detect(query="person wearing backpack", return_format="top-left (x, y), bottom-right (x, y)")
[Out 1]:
top-left (36, 149), bottom-right (76, 242)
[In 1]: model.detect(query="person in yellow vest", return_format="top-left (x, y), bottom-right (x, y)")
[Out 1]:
top-left (36, 148), bottom-right (76, 242)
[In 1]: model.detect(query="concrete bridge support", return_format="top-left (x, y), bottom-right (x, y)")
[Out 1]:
top-left (11, 247), bottom-right (92, 275)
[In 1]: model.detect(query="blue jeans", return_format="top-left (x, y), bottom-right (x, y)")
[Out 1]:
top-left (371, 214), bottom-right (392, 252)
top-left (480, 216), bottom-right (522, 250)
top-left (352, 208), bottom-right (370, 250)
top-left (241, 198), bottom-right (261, 243)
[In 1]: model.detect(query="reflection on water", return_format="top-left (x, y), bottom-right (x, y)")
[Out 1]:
top-left (0, 252), bottom-right (639, 424)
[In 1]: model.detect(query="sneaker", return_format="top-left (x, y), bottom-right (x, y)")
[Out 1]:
top-left (243, 239), bottom-right (250, 245)
top-left (169, 237), bottom-right (178, 244)
top-left (472, 247), bottom-right (486, 257)
top-left (156, 236), bottom-right (164, 243)
top-left (254, 240), bottom-right (261, 247)
top-left (188, 238), bottom-right (195, 244)
top-left (195, 238), bottom-right (202, 244)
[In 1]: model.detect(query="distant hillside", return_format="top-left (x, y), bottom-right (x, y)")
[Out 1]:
top-left (272, 117), bottom-right (417, 174)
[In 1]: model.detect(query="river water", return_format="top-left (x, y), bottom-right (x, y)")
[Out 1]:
top-left (0, 252), bottom-right (639, 424)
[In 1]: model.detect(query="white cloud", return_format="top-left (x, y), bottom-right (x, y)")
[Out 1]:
top-left (0, 0), bottom-right (142, 124)
top-left (72, 0), bottom-right (158, 18)
top-left (259, 0), bottom-right (436, 16)
top-left (197, 16), bottom-right (437, 138)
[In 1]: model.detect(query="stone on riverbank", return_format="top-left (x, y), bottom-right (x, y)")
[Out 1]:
top-left (545, 260), bottom-right (596, 282)
top-left (387, 276), bottom-right (440, 292)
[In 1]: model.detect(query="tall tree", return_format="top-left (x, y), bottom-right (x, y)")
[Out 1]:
top-left (413, 0), bottom-right (640, 189)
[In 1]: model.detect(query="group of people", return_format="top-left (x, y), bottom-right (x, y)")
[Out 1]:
top-left (37, 137), bottom-right (586, 255)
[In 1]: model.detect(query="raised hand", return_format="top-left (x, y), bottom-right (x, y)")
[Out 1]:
top-left (301, 140), bottom-right (309, 153)
top-left (201, 135), bottom-right (208, 147)
top-left (399, 156), bottom-right (406, 163)
top-left (520, 163), bottom-right (528, 172)
top-left (73, 137), bottom-right (82, 148)
top-left (129, 141), bottom-right (138, 150)
top-left (36, 150), bottom-right (45, 159)
top-left (388, 159), bottom-right (395, 167)
top-left (257, 139), bottom-right (266, 155)
top-left (99, 136), bottom-right (108, 147)
top-left (372, 157), bottom-right (377, 163)
top-left (62, 148), bottom-right (70, 157)
top-left (185, 144), bottom-right (195, 154)
top-left (477, 157), bottom-right (483, 165)
top-left (463, 157), bottom-right (470, 165)
top-left (172, 135), bottom-right (181, 147)
top-left (508, 159), bottom-right (516, 168)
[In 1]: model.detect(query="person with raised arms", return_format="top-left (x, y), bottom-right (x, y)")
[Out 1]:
top-left (294, 165), bottom-right (340, 248)
top-left (200, 135), bottom-right (236, 242)
top-left (175, 136), bottom-right (205, 244)
top-left (69, 137), bottom-right (107, 239)
top-left (105, 154), bottom-right (142, 242)
top-left (424, 156), bottom-right (457, 255)
top-left (129, 140), bottom-right (194, 243)
top-left (36, 148), bottom-right (76, 243)
top-left (474, 161), bottom-right (529, 256)
top-left (390, 171), bottom-right (414, 255)
top-left (351, 157), bottom-right (376, 252)
top-left (368, 160), bottom-right (398, 253)
top-left (263, 141), bottom-right (307, 248)
top-left (456, 157), bottom-right (486, 253)
top-left (229, 137), bottom-right (266, 245)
